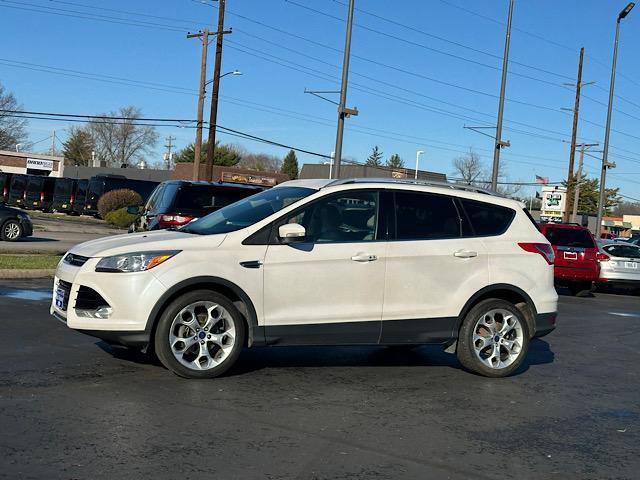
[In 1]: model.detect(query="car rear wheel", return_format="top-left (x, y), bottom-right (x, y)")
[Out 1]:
top-left (456, 299), bottom-right (530, 378)
top-left (154, 290), bottom-right (246, 379)
top-left (568, 281), bottom-right (592, 296)
top-left (1, 220), bottom-right (22, 242)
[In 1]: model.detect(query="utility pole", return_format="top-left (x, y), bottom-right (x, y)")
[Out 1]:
top-left (572, 143), bottom-right (599, 223)
top-left (188, 28), bottom-right (210, 181)
top-left (164, 136), bottom-right (176, 170)
top-left (205, 0), bottom-right (232, 181)
top-left (51, 130), bottom-right (56, 156)
top-left (563, 47), bottom-right (584, 223)
top-left (597, 2), bottom-right (634, 236)
top-left (491, 0), bottom-right (514, 192)
top-left (332, 0), bottom-right (358, 179)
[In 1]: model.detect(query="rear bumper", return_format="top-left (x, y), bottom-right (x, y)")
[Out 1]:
top-left (554, 266), bottom-right (599, 282)
top-left (534, 312), bottom-right (557, 338)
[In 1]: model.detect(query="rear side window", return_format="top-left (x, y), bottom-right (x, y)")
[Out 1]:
top-left (544, 227), bottom-right (595, 248)
top-left (394, 191), bottom-right (460, 240)
top-left (459, 199), bottom-right (515, 237)
top-left (174, 185), bottom-right (254, 211)
top-left (55, 179), bottom-right (73, 196)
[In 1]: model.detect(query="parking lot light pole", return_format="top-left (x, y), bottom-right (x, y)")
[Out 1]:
top-left (596, 2), bottom-right (635, 236)
top-left (415, 150), bottom-right (425, 180)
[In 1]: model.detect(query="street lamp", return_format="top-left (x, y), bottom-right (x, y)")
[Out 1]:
top-left (15, 143), bottom-right (23, 152)
top-left (596, 2), bottom-right (634, 236)
top-left (206, 69), bottom-right (242, 85)
top-left (415, 150), bottom-right (425, 180)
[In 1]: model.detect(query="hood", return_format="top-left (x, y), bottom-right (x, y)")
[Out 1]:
top-left (68, 230), bottom-right (226, 258)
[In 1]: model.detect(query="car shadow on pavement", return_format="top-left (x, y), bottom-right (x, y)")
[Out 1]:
top-left (95, 339), bottom-right (554, 378)
top-left (13, 236), bottom-right (59, 243)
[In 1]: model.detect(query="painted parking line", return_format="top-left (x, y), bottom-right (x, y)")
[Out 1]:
top-left (609, 312), bottom-right (640, 318)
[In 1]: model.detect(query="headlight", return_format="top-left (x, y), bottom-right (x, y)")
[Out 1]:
top-left (95, 251), bottom-right (180, 273)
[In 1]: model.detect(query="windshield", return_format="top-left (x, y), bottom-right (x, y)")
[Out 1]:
top-left (182, 186), bottom-right (315, 235)
top-left (544, 227), bottom-right (595, 248)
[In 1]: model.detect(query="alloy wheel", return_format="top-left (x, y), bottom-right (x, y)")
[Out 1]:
top-left (472, 308), bottom-right (524, 369)
top-left (4, 222), bottom-right (20, 240)
top-left (169, 301), bottom-right (236, 371)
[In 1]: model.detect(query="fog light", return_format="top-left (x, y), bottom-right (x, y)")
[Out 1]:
top-left (76, 307), bottom-right (113, 319)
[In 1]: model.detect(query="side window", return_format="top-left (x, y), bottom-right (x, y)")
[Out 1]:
top-left (145, 185), bottom-right (164, 213)
top-left (394, 191), bottom-right (460, 240)
top-left (280, 190), bottom-right (379, 243)
top-left (459, 199), bottom-right (515, 237)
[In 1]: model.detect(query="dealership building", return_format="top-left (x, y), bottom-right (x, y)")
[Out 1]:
top-left (0, 150), bottom-right (65, 177)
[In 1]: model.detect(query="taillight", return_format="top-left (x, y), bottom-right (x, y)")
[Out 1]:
top-left (518, 242), bottom-right (555, 265)
top-left (2, 186), bottom-right (7, 197)
top-left (158, 214), bottom-right (194, 228)
top-left (23, 191), bottom-right (26, 200)
top-left (40, 191), bottom-right (45, 204)
top-left (70, 193), bottom-right (75, 205)
top-left (596, 252), bottom-right (610, 262)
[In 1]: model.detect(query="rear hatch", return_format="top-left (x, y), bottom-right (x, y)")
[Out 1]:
top-left (543, 225), bottom-right (599, 280)
top-left (601, 244), bottom-right (640, 278)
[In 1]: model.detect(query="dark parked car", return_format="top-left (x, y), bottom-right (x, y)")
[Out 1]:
top-left (7, 174), bottom-right (29, 208)
top-left (85, 175), bottom-right (159, 216)
top-left (51, 178), bottom-right (78, 213)
top-left (24, 176), bottom-right (56, 211)
top-left (0, 204), bottom-right (33, 241)
top-left (131, 180), bottom-right (265, 231)
top-left (72, 179), bottom-right (89, 215)
top-left (0, 172), bottom-right (13, 204)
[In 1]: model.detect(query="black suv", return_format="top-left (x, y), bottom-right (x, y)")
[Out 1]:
top-left (131, 180), bottom-right (264, 231)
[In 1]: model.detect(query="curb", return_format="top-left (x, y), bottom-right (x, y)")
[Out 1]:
top-left (0, 269), bottom-right (56, 279)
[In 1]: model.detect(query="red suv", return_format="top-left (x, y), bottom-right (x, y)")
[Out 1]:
top-left (538, 223), bottom-right (604, 295)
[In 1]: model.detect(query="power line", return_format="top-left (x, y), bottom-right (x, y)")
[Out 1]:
top-left (1, 109), bottom-right (197, 123)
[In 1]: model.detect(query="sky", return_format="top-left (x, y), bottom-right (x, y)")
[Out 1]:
top-left (1, 0), bottom-right (640, 201)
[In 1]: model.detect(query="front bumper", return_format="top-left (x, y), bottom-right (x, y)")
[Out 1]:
top-left (50, 257), bottom-right (167, 345)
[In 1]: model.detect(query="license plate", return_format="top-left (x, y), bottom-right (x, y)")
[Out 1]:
top-left (32, 201), bottom-right (38, 206)
top-left (564, 252), bottom-right (578, 260)
top-left (625, 262), bottom-right (638, 269)
top-left (55, 287), bottom-right (66, 310)
top-left (61, 204), bottom-right (67, 209)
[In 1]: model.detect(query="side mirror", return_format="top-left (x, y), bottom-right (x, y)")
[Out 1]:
top-left (127, 205), bottom-right (142, 215)
top-left (278, 223), bottom-right (306, 243)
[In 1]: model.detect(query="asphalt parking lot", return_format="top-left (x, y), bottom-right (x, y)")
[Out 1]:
top-left (0, 280), bottom-right (638, 480)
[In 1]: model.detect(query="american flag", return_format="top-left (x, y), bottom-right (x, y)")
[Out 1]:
top-left (535, 175), bottom-right (549, 185)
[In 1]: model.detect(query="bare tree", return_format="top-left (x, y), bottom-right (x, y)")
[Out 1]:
top-left (452, 149), bottom-right (483, 185)
top-left (88, 106), bottom-right (158, 167)
top-left (234, 145), bottom-right (282, 171)
top-left (0, 82), bottom-right (29, 151)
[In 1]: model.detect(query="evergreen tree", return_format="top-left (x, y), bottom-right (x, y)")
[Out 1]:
top-left (386, 153), bottom-right (404, 168)
top-left (62, 126), bottom-right (94, 166)
top-left (173, 141), bottom-right (241, 167)
top-left (366, 145), bottom-right (384, 167)
top-left (563, 175), bottom-right (620, 214)
top-left (281, 150), bottom-right (299, 179)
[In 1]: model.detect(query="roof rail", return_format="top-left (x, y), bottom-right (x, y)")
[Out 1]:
top-left (325, 177), bottom-right (502, 197)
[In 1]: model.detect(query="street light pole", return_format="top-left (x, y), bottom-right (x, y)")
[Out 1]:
top-left (491, 0), bottom-right (514, 192)
top-left (596, 2), bottom-right (634, 236)
top-left (187, 28), bottom-right (210, 181)
top-left (333, 0), bottom-right (357, 179)
top-left (415, 150), bottom-right (425, 180)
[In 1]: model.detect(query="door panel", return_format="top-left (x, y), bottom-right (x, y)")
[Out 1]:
top-left (262, 189), bottom-right (386, 345)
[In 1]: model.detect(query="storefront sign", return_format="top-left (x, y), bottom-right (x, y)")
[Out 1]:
top-left (540, 186), bottom-right (566, 222)
top-left (221, 171), bottom-right (277, 187)
top-left (26, 158), bottom-right (54, 171)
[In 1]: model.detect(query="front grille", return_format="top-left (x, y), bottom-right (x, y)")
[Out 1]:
top-left (75, 286), bottom-right (109, 310)
top-left (56, 280), bottom-right (72, 311)
top-left (64, 253), bottom-right (90, 267)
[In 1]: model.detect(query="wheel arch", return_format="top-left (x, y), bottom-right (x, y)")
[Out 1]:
top-left (145, 276), bottom-right (262, 349)
top-left (455, 284), bottom-right (538, 338)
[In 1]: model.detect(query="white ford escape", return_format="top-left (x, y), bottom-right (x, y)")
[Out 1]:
top-left (51, 178), bottom-right (558, 378)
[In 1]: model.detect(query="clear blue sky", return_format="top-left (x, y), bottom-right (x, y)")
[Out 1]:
top-left (1, 0), bottom-right (639, 200)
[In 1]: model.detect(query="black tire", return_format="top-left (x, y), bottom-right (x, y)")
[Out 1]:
top-left (154, 290), bottom-right (246, 379)
top-left (456, 299), bottom-right (530, 378)
top-left (1, 219), bottom-right (23, 242)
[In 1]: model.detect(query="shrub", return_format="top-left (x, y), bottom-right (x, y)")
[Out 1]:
top-left (104, 207), bottom-right (138, 229)
top-left (97, 189), bottom-right (142, 219)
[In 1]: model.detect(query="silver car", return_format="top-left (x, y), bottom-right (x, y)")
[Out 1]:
top-left (596, 241), bottom-right (640, 288)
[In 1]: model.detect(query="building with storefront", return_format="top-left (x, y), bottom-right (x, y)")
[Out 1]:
top-left (0, 150), bottom-right (64, 177)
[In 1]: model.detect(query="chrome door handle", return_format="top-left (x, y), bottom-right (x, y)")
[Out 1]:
top-left (351, 254), bottom-right (378, 262)
top-left (453, 250), bottom-right (477, 258)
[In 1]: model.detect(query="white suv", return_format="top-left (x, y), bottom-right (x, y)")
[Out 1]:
top-left (51, 179), bottom-right (558, 378)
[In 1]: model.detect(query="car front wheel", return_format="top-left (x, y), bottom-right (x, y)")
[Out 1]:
top-left (154, 290), bottom-right (246, 379)
top-left (1, 220), bottom-right (23, 242)
top-left (456, 299), bottom-right (530, 378)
